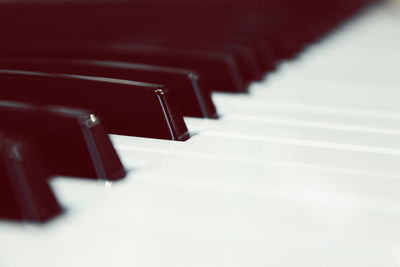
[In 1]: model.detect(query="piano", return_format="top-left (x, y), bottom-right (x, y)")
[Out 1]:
top-left (1, 0), bottom-right (400, 266)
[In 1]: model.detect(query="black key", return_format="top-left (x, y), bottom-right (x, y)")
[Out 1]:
top-left (0, 133), bottom-right (62, 222)
top-left (88, 60), bottom-right (218, 119)
top-left (118, 35), bottom-right (263, 83)
top-left (0, 70), bottom-right (189, 141)
top-left (1, 40), bottom-right (247, 93)
top-left (106, 42), bottom-right (244, 92)
top-left (126, 30), bottom-right (277, 74)
top-left (0, 57), bottom-right (218, 119)
top-left (0, 100), bottom-right (126, 180)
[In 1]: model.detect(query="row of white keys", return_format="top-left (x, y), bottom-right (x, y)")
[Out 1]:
top-left (1, 3), bottom-right (400, 267)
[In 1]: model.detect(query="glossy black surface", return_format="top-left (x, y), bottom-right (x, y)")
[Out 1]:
top-left (117, 35), bottom-right (263, 83)
top-left (0, 0), bottom-right (374, 59)
top-left (1, 40), bottom-right (247, 93)
top-left (0, 70), bottom-right (189, 141)
top-left (0, 101), bottom-right (125, 180)
top-left (0, 133), bottom-right (62, 222)
top-left (0, 58), bottom-right (217, 119)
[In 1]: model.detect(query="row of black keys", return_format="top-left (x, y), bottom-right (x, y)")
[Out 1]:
top-left (0, 0), bottom-right (373, 223)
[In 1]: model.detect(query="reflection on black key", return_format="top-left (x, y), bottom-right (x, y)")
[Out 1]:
top-left (0, 70), bottom-right (190, 141)
top-left (0, 57), bottom-right (218, 118)
top-left (0, 101), bottom-right (125, 180)
top-left (0, 133), bottom-right (62, 222)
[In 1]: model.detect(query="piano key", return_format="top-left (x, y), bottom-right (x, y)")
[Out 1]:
top-left (0, 70), bottom-right (189, 141)
top-left (212, 90), bottom-right (400, 128)
top-left (123, 151), bottom-right (400, 199)
top-left (118, 35), bottom-right (263, 83)
top-left (0, 101), bottom-right (125, 181)
top-left (0, 133), bottom-right (62, 222)
top-left (112, 149), bottom-right (400, 218)
top-left (113, 141), bottom-right (400, 191)
top-left (125, 30), bottom-right (275, 73)
top-left (96, 42), bottom-right (247, 93)
top-left (183, 117), bottom-right (400, 152)
top-left (248, 84), bottom-right (400, 115)
top-left (130, 23), bottom-right (298, 61)
top-left (218, 105), bottom-right (400, 135)
top-left (1, 40), bottom-right (247, 93)
top-left (160, 10), bottom-right (307, 58)
top-left (175, 31), bottom-right (277, 72)
top-left (0, 57), bottom-right (217, 118)
top-left (111, 133), bottom-right (400, 177)
top-left (274, 66), bottom-right (400, 89)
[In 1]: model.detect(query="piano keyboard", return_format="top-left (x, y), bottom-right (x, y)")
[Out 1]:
top-left (1, 0), bottom-right (400, 266)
